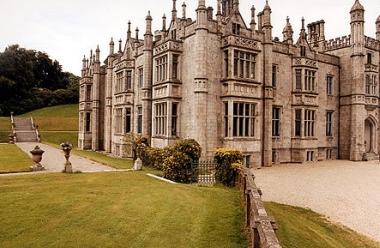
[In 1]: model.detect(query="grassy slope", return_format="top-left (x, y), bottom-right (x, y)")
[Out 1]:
top-left (265, 202), bottom-right (380, 248)
top-left (0, 172), bottom-right (246, 248)
top-left (0, 144), bottom-right (31, 173)
top-left (0, 117), bottom-right (11, 143)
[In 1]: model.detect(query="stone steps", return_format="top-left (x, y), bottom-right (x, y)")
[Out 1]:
top-left (13, 118), bottom-right (39, 142)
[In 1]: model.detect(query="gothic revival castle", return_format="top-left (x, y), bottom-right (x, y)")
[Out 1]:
top-left (79, 0), bottom-right (380, 167)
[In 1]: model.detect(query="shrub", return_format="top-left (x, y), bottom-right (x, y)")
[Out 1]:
top-left (214, 148), bottom-right (243, 187)
top-left (162, 151), bottom-right (197, 183)
top-left (137, 145), bottom-right (172, 170)
top-left (172, 139), bottom-right (202, 162)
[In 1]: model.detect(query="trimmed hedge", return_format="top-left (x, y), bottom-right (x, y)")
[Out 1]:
top-left (214, 148), bottom-right (243, 187)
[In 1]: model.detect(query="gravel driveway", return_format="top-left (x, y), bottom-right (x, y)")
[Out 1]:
top-left (254, 160), bottom-right (380, 242)
top-left (16, 142), bottom-right (116, 173)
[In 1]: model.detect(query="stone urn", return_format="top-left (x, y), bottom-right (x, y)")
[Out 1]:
top-left (30, 146), bottom-right (45, 171)
top-left (60, 142), bottom-right (73, 173)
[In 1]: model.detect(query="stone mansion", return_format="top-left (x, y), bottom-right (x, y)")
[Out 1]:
top-left (78, 0), bottom-right (380, 167)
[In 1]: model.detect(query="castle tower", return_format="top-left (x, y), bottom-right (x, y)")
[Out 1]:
top-left (194, 0), bottom-right (209, 157)
top-left (142, 11), bottom-right (153, 142)
top-left (91, 46), bottom-right (101, 151)
top-left (104, 38), bottom-right (115, 153)
top-left (376, 15), bottom-right (380, 40)
top-left (262, 0), bottom-right (274, 167)
top-left (349, 0), bottom-right (366, 161)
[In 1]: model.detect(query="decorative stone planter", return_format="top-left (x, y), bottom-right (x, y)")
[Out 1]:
top-left (30, 146), bottom-right (45, 171)
top-left (61, 142), bottom-right (73, 173)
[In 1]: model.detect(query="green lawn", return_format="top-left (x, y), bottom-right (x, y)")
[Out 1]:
top-left (74, 149), bottom-right (133, 169)
top-left (0, 172), bottom-right (246, 248)
top-left (0, 144), bottom-right (31, 173)
top-left (40, 131), bottom-right (78, 148)
top-left (265, 202), bottom-right (380, 248)
top-left (21, 104), bottom-right (78, 131)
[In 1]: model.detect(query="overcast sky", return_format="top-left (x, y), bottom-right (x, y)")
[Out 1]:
top-left (0, 0), bottom-right (379, 75)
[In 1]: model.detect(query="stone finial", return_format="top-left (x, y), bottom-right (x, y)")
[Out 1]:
top-left (95, 45), bottom-right (100, 62)
top-left (162, 14), bottom-right (167, 31)
top-left (264, 0), bottom-right (271, 11)
top-left (118, 39), bottom-right (122, 53)
top-left (182, 2), bottom-right (187, 19)
top-left (109, 37), bottom-right (114, 55)
top-left (135, 27), bottom-right (139, 40)
top-left (350, 0), bottom-right (364, 13)
top-left (172, 0), bottom-right (177, 20)
top-left (127, 21), bottom-right (132, 39)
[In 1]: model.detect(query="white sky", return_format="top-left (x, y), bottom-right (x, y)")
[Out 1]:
top-left (0, 0), bottom-right (379, 75)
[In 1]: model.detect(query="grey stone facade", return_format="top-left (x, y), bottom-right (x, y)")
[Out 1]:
top-left (78, 0), bottom-right (380, 167)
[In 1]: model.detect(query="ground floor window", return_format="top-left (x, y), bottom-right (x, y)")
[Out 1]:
top-left (272, 107), bottom-right (281, 137)
top-left (304, 110), bottom-right (316, 137)
top-left (171, 103), bottom-right (178, 136)
top-left (115, 108), bottom-right (122, 134)
top-left (85, 112), bottom-right (91, 132)
top-left (137, 106), bottom-right (142, 134)
top-left (295, 109), bottom-right (302, 137)
top-left (326, 111), bottom-right (333, 137)
top-left (326, 149), bottom-right (333, 160)
top-left (306, 151), bottom-right (314, 162)
top-left (230, 102), bottom-right (255, 137)
top-left (125, 108), bottom-right (132, 134)
top-left (155, 102), bottom-right (167, 136)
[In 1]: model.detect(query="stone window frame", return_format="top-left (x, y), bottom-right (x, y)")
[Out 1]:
top-left (154, 102), bottom-right (168, 136)
top-left (304, 109), bottom-right (316, 137)
top-left (171, 102), bottom-right (179, 137)
top-left (326, 111), bottom-right (333, 137)
top-left (365, 74), bottom-right (377, 96)
top-left (85, 112), bottom-right (91, 133)
top-left (304, 69), bottom-right (316, 92)
top-left (124, 107), bottom-right (132, 134)
top-left (155, 55), bottom-right (168, 83)
top-left (326, 75), bottom-right (334, 96)
top-left (272, 64), bottom-right (278, 88)
top-left (114, 108), bottom-right (123, 134)
top-left (115, 71), bottom-right (124, 93)
top-left (233, 50), bottom-right (256, 80)
top-left (295, 69), bottom-right (302, 90)
top-left (86, 85), bottom-right (92, 101)
top-left (272, 107), bottom-right (281, 137)
top-left (294, 109), bottom-right (302, 137)
top-left (125, 70), bottom-right (133, 91)
top-left (137, 106), bottom-right (143, 134)
top-left (138, 67), bottom-right (144, 88)
top-left (224, 101), bottom-right (256, 138)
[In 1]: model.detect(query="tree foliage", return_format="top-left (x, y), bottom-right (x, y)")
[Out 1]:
top-left (0, 45), bottom-right (79, 116)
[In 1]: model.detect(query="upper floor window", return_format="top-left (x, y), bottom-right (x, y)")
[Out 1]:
top-left (272, 65), bottom-right (278, 88)
top-left (272, 107), bottom-right (281, 137)
top-left (367, 53), bottom-right (373, 65)
top-left (85, 112), bottom-right (91, 132)
top-left (172, 54), bottom-right (179, 80)
top-left (86, 85), bottom-right (92, 101)
top-left (232, 23), bottom-right (241, 35)
top-left (224, 50), bottom-right (229, 77)
top-left (171, 29), bottom-right (177, 40)
top-left (126, 70), bottom-right (132, 90)
top-left (155, 55), bottom-right (168, 83)
top-left (326, 75), bottom-right (333, 96)
top-left (366, 74), bottom-right (377, 95)
top-left (233, 50), bottom-right (256, 80)
top-left (295, 69), bottom-right (302, 90)
top-left (138, 68), bottom-right (144, 88)
top-left (116, 71), bottom-right (124, 93)
top-left (304, 70), bottom-right (316, 92)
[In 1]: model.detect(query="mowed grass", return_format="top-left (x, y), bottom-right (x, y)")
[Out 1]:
top-left (0, 144), bottom-right (31, 173)
top-left (41, 131), bottom-right (78, 148)
top-left (21, 104), bottom-right (78, 131)
top-left (265, 202), bottom-right (380, 248)
top-left (0, 172), bottom-right (246, 248)
top-left (74, 150), bottom-right (133, 169)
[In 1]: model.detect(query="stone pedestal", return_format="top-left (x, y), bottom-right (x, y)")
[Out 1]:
top-left (133, 158), bottom-right (143, 171)
top-left (61, 142), bottom-right (73, 173)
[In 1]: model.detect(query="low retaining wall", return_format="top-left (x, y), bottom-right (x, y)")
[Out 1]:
top-left (238, 168), bottom-right (282, 248)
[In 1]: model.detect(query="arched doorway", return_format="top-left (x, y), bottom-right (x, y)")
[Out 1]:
top-left (364, 118), bottom-right (375, 153)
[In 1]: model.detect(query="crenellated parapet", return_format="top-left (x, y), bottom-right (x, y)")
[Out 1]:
top-left (324, 35), bottom-right (351, 51)
top-left (364, 36), bottom-right (380, 51)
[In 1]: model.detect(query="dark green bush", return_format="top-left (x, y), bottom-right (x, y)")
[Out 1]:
top-left (214, 148), bottom-right (243, 187)
top-left (162, 151), bottom-right (197, 183)
top-left (137, 145), bottom-right (172, 170)
top-left (172, 139), bottom-right (202, 162)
